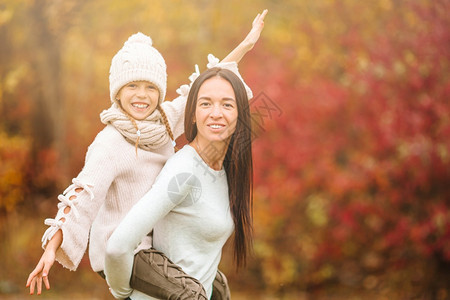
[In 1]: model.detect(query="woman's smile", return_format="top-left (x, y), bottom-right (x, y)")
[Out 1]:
top-left (194, 76), bottom-right (238, 145)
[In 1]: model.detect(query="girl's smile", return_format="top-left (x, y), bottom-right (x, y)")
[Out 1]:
top-left (117, 81), bottom-right (160, 120)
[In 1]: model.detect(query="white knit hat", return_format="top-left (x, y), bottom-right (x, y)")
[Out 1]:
top-left (109, 32), bottom-right (167, 103)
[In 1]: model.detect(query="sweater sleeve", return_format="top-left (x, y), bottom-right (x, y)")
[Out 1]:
top-left (160, 94), bottom-right (187, 140)
top-left (41, 139), bottom-right (117, 271)
top-left (104, 158), bottom-right (189, 299)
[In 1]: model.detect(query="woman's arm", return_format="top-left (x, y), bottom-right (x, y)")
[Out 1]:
top-left (105, 165), bottom-right (182, 299)
top-left (221, 9), bottom-right (267, 63)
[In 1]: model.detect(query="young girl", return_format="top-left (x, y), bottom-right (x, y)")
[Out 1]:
top-left (105, 66), bottom-right (254, 300)
top-left (26, 10), bottom-right (267, 297)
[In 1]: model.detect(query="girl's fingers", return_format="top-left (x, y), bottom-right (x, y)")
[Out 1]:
top-left (26, 274), bottom-right (32, 287)
top-left (27, 271), bottom-right (38, 287)
top-left (258, 10), bottom-right (268, 24)
top-left (26, 262), bottom-right (43, 287)
top-left (27, 257), bottom-right (54, 294)
top-left (37, 276), bottom-right (42, 295)
top-left (29, 277), bottom-right (36, 294)
top-left (261, 9), bottom-right (268, 19)
top-left (253, 10), bottom-right (267, 28)
top-left (252, 13), bottom-right (260, 26)
top-left (43, 275), bottom-right (50, 290)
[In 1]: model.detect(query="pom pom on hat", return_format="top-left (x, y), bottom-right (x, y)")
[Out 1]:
top-left (109, 32), bottom-right (167, 103)
top-left (124, 32), bottom-right (153, 47)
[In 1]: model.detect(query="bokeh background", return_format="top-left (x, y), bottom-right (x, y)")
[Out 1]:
top-left (1, 0), bottom-right (449, 299)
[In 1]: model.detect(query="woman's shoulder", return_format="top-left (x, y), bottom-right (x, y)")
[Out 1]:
top-left (152, 145), bottom-right (200, 191)
top-left (166, 144), bottom-right (195, 163)
top-left (160, 144), bottom-right (196, 171)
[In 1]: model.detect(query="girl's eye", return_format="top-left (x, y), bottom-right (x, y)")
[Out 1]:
top-left (147, 85), bottom-right (156, 90)
top-left (128, 84), bottom-right (137, 88)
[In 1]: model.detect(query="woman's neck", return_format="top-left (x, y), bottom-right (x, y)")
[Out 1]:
top-left (191, 137), bottom-right (229, 171)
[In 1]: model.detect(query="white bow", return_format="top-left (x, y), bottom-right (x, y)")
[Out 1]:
top-left (41, 218), bottom-right (64, 244)
top-left (206, 54), bottom-right (220, 68)
top-left (64, 178), bottom-right (94, 200)
top-left (189, 64), bottom-right (201, 82)
top-left (57, 194), bottom-right (80, 220)
top-left (176, 84), bottom-right (190, 97)
top-left (177, 64), bottom-right (201, 97)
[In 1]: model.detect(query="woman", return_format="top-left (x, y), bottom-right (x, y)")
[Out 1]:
top-left (105, 67), bottom-right (254, 299)
top-left (26, 10), bottom-right (266, 297)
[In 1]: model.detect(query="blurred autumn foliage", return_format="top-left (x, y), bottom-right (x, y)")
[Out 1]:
top-left (1, 0), bottom-right (449, 298)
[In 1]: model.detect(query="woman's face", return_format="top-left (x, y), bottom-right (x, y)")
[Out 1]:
top-left (116, 81), bottom-right (159, 120)
top-left (194, 76), bottom-right (238, 145)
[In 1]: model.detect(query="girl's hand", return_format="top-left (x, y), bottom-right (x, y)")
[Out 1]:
top-left (243, 9), bottom-right (268, 50)
top-left (221, 9), bottom-right (268, 63)
top-left (26, 247), bottom-right (56, 295)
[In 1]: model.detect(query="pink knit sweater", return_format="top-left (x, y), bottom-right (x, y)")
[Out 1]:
top-left (42, 94), bottom-right (185, 272)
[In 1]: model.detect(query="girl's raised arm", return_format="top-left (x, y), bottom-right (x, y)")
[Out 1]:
top-left (221, 9), bottom-right (268, 63)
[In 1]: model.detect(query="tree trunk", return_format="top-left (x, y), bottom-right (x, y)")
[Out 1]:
top-left (27, 1), bottom-right (67, 186)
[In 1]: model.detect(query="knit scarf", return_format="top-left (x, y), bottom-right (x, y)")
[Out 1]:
top-left (100, 104), bottom-right (170, 150)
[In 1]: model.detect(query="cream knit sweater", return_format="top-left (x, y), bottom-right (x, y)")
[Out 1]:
top-left (40, 57), bottom-right (250, 273)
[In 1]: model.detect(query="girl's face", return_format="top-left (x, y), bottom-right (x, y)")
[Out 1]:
top-left (116, 81), bottom-right (160, 120)
top-left (194, 76), bottom-right (238, 145)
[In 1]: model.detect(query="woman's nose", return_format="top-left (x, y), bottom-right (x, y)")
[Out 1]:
top-left (210, 105), bottom-right (223, 118)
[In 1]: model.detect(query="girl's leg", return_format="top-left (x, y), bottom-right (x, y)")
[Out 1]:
top-left (131, 248), bottom-right (208, 299)
top-left (211, 269), bottom-right (231, 300)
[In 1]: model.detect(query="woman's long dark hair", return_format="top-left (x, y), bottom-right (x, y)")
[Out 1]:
top-left (184, 67), bottom-right (253, 268)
